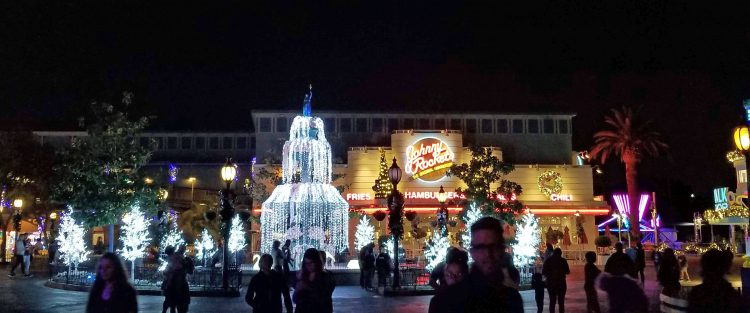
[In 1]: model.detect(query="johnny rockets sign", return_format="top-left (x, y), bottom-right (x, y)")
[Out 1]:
top-left (405, 137), bottom-right (454, 182)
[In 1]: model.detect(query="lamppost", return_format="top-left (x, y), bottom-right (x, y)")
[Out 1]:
top-left (436, 186), bottom-right (448, 236)
top-left (188, 177), bottom-right (197, 207)
top-left (219, 158), bottom-right (237, 291)
top-left (612, 213), bottom-right (622, 243)
top-left (651, 207), bottom-right (658, 246)
top-left (49, 212), bottom-right (58, 240)
top-left (733, 125), bottom-right (750, 253)
top-left (387, 158), bottom-right (404, 289)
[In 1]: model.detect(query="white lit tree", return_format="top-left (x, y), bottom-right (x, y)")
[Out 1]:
top-left (512, 212), bottom-right (540, 266)
top-left (195, 228), bottom-right (216, 267)
top-left (227, 216), bottom-right (247, 256)
top-left (424, 232), bottom-right (451, 271)
top-left (56, 208), bottom-right (90, 272)
top-left (383, 237), bottom-right (405, 261)
top-left (461, 203), bottom-right (483, 262)
top-left (158, 221), bottom-right (185, 271)
top-left (120, 205), bottom-right (151, 281)
top-left (354, 215), bottom-right (375, 251)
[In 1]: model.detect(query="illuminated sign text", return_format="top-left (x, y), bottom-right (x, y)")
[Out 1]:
top-left (405, 138), bottom-right (454, 182)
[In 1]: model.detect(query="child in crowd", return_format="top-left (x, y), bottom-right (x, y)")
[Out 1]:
top-left (584, 251), bottom-right (601, 313)
top-left (531, 272), bottom-right (545, 313)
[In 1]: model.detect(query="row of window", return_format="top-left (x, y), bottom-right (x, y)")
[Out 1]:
top-left (257, 117), bottom-right (570, 135)
top-left (140, 136), bottom-right (256, 150)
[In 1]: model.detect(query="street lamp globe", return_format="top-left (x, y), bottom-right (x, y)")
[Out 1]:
top-left (221, 158), bottom-right (237, 184)
top-left (159, 188), bottom-right (169, 201)
top-left (437, 185), bottom-right (447, 204)
top-left (49, 212), bottom-right (58, 220)
top-left (13, 199), bottom-right (23, 208)
top-left (388, 158), bottom-right (402, 187)
top-left (734, 125), bottom-right (750, 151)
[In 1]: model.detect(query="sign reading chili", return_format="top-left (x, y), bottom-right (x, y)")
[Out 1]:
top-left (405, 137), bottom-right (454, 181)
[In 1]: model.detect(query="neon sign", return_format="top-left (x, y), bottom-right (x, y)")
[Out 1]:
top-left (405, 137), bottom-right (454, 182)
top-left (346, 193), bottom-right (373, 201)
top-left (550, 194), bottom-right (573, 201)
top-left (713, 187), bottom-right (728, 210)
top-left (404, 191), bottom-right (464, 200)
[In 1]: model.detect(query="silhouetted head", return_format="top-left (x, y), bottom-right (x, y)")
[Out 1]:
top-left (615, 242), bottom-right (624, 252)
top-left (470, 217), bottom-right (505, 276)
top-left (664, 248), bottom-right (675, 257)
top-left (302, 248), bottom-right (323, 276)
top-left (546, 243), bottom-right (553, 251)
top-left (164, 246), bottom-right (176, 256)
top-left (283, 239), bottom-right (291, 247)
top-left (272, 240), bottom-right (281, 249)
top-left (259, 254), bottom-right (273, 272)
top-left (553, 248), bottom-right (563, 256)
top-left (585, 251), bottom-right (597, 263)
top-left (701, 249), bottom-right (731, 279)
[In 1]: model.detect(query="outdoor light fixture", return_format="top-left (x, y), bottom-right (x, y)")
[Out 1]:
top-left (436, 185), bottom-right (447, 204)
top-left (221, 158), bottom-right (237, 189)
top-left (388, 157), bottom-right (402, 187)
top-left (158, 188), bottom-right (169, 201)
top-left (574, 210), bottom-right (581, 217)
top-left (144, 177), bottom-right (154, 184)
top-left (734, 125), bottom-right (750, 151)
top-left (13, 199), bottom-right (23, 208)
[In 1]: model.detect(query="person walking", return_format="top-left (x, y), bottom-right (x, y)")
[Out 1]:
top-left (361, 245), bottom-right (375, 290)
top-left (428, 248), bottom-right (469, 313)
top-left (657, 248), bottom-right (681, 297)
top-left (375, 245), bottom-right (391, 287)
top-left (584, 251), bottom-right (601, 313)
top-left (543, 248), bottom-right (570, 313)
top-left (634, 242), bottom-right (645, 285)
top-left (246, 254), bottom-right (293, 313)
top-left (8, 233), bottom-right (28, 277)
top-left (23, 237), bottom-right (34, 276)
top-left (293, 248), bottom-right (335, 313)
top-left (427, 217), bottom-right (523, 313)
top-left (48, 239), bottom-right (58, 265)
top-left (677, 253), bottom-right (690, 281)
top-left (531, 273), bottom-right (545, 313)
top-left (281, 239), bottom-right (293, 274)
top-left (687, 249), bottom-right (746, 313)
top-left (604, 242), bottom-right (635, 278)
top-left (271, 240), bottom-right (284, 272)
top-left (86, 252), bottom-right (138, 313)
top-left (161, 246), bottom-right (190, 313)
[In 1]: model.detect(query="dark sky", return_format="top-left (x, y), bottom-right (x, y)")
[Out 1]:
top-left (2, 1), bottom-right (749, 212)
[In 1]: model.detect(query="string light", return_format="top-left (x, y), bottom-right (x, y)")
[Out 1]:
top-left (159, 220), bottom-right (185, 272)
top-left (354, 215), bottom-right (375, 251)
top-left (120, 205), bottom-right (151, 279)
top-left (228, 216), bottom-right (247, 254)
top-left (461, 203), bottom-right (483, 263)
top-left (194, 229), bottom-right (216, 266)
top-left (56, 207), bottom-right (90, 271)
top-left (424, 232), bottom-right (451, 271)
top-left (512, 212), bottom-right (540, 266)
top-left (260, 90), bottom-right (349, 262)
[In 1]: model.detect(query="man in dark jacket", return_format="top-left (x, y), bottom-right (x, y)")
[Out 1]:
top-left (246, 254), bottom-right (293, 313)
top-left (605, 242), bottom-right (636, 278)
top-left (375, 246), bottom-right (391, 287)
top-left (634, 242), bottom-right (646, 284)
top-left (428, 217), bottom-right (523, 313)
top-left (543, 248), bottom-right (570, 313)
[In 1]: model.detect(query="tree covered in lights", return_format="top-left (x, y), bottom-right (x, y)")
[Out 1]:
top-left (195, 229), bottom-right (216, 267)
top-left (512, 212), bottom-right (540, 266)
top-left (461, 203), bottom-right (483, 254)
top-left (119, 205), bottom-right (151, 280)
top-left (158, 220), bottom-right (185, 271)
top-left (424, 232), bottom-right (451, 271)
top-left (355, 215), bottom-right (375, 251)
top-left (260, 88), bottom-right (349, 262)
top-left (56, 209), bottom-right (90, 271)
top-left (382, 237), bottom-right (405, 261)
top-left (228, 216), bottom-right (247, 255)
top-left (448, 146), bottom-right (523, 225)
top-left (371, 148), bottom-right (391, 198)
top-left (53, 93), bottom-right (158, 229)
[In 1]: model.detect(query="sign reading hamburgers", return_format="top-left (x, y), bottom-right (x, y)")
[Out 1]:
top-left (405, 137), bottom-right (454, 181)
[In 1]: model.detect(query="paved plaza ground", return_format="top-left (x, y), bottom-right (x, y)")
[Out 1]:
top-left (0, 258), bottom-right (741, 313)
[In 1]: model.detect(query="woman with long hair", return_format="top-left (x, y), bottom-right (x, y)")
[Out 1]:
top-left (293, 248), bottom-right (335, 313)
top-left (86, 252), bottom-right (138, 313)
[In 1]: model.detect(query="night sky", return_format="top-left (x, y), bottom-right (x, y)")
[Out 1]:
top-left (3, 2), bottom-right (750, 220)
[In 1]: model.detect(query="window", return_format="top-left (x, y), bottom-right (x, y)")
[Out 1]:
top-left (223, 137), bottom-right (233, 149)
top-left (340, 118), bottom-right (352, 132)
top-left (497, 119), bottom-right (508, 133)
top-left (181, 137), bottom-right (191, 149)
top-left (195, 137), bottom-right (205, 149)
top-left (558, 120), bottom-right (569, 134)
top-left (528, 120), bottom-right (539, 133)
top-left (209, 137), bottom-right (219, 149)
top-left (250, 137), bottom-right (256, 149)
top-left (419, 118), bottom-right (430, 129)
top-left (403, 118), bottom-right (414, 129)
top-left (356, 118), bottom-right (368, 132)
top-left (465, 119), bottom-right (477, 133)
top-left (259, 118), bottom-right (271, 132)
top-left (324, 118), bottom-right (336, 134)
top-left (543, 119), bottom-right (555, 134)
top-left (434, 119), bottom-right (446, 129)
top-left (371, 118), bottom-right (383, 132)
top-left (167, 137), bottom-right (177, 149)
top-left (481, 119), bottom-right (493, 133)
top-left (276, 117), bottom-right (287, 132)
top-left (155, 137), bottom-right (164, 149)
top-left (450, 119), bottom-right (462, 130)
top-left (237, 137), bottom-right (247, 149)
top-left (512, 119), bottom-right (524, 133)
top-left (387, 118), bottom-right (399, 132)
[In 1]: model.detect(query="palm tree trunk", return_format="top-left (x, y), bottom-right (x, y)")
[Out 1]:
top-left (624, 152), bottom-right (641, 246)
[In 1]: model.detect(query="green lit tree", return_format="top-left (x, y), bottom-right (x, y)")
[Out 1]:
top-left (448, 146), bottom-right (523, 225)
top-left (372, 148), bottom-right (391, 198)
top-left (53, 93), bottom-right (158, 250)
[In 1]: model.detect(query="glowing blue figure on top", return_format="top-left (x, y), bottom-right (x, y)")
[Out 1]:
top-left (302, 85), bottom-right (312, 117)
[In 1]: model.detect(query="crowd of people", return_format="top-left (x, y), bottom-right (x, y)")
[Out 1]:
top-left (7, 233), bottom-right (48, 278)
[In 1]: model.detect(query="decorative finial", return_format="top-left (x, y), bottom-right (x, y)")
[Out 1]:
top-left (301, 84), bottom-right (313, 117)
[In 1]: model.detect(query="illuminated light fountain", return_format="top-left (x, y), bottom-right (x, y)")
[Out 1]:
top-left (260, 87), bottom-right (349, 264)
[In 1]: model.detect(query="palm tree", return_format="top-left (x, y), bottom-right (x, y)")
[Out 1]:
top-left (590, 107), bottom-right (667, 243)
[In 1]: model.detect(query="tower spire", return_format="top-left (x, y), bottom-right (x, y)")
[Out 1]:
top-left (302, 84), bottom-right (312, 117)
